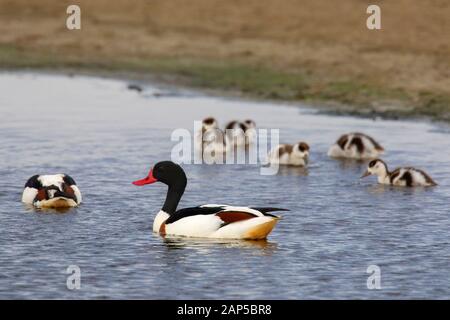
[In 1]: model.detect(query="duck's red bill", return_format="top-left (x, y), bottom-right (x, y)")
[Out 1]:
top-left (132, 169), bottom-right (157, 186)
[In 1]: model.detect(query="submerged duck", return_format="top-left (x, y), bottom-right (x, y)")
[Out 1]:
top-left (361, 159), bottom-right (437, 187)
top-left (328, 132), bottom-right (384, 159)
top-left (22, 174), bottom-right (82, 208)
top-left (132, 161), bottom-right (285, 239)
top-left (268, 142), bottom-right (310, 166)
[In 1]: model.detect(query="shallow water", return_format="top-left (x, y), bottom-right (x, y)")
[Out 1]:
top-left (1, 72), bottom-right (449, 299)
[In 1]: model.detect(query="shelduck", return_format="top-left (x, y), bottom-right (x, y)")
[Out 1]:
top-left (328, 132), bottom-right (384, 160)
top-left (132, 161), bottom-right (286, 239)
top-left (361, 159), bottom-right (437, 187)
top-left (225, 120), bottom-right (247, 147)
top-left (22, 174), bottom-right (82, 208)
top-left (268, 142), bottom-right (310, 166)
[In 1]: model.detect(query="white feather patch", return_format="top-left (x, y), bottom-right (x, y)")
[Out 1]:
top-left (71, 185), bottom-right (82, 204)
top-left (22, 187), bottom-right (38, 204)
top-left (38, 174), bottom-right (65, 188)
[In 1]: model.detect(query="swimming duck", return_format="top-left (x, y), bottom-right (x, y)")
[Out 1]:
top-left (225, 120), bottom-right (256, 147)
top-left (328, 132), bottom-right (384, 159)
top-left (268, 142), bottom-right (310, 166)
top-left (361, 159), bottom-right (437, 187)
top-left (195, 117), bottom-right (226, 155)
top-left (198, 117), bottom-right (228, 158)
top-left (225, 120), bottom-right (247, 147)
top-left (22, 174), bottom-right (82, 208)
top-left (132, 161), bottom-right (285, 239)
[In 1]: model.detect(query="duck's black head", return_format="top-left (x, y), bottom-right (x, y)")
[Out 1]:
top-left (133, 161), bottom-right (187, 215)
top-left (133, 161), bottom-right (187, 191)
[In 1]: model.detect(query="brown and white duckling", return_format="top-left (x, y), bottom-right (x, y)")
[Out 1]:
top-left (328, 132), bottom-right (384, 160)
top-left (361, 159), bottom-right (437, 187)
top-left (225, 120), bottom-right (247, 147)
top-left (22, 174), bottom-right (82, 208)
top-left (195, 117), bottom-right (227, 155)
top-left (225, 120), bottom-right (257, 147)
top-left (202, 128), bottom-right (227, 157)
top-left (268, 142), bottom-right (310, 167)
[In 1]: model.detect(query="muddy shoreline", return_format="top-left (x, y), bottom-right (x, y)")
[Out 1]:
top-left (3, 66), bottom-right (448, 125)
top-left (1, 1), bottom-right (448, 123)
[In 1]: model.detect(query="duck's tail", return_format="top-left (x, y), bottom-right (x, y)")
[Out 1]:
top-left (243, 217), bottom-right (279, 240)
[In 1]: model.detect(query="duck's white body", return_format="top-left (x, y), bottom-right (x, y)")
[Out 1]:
top-left (328, 132), bottom-right (384, 160)
top-left (153, 205), bottom-right (279, 239)
top-left (268, 143), bottom-right (309, 167)
top-left (134, 161), bottom-right (283, 240)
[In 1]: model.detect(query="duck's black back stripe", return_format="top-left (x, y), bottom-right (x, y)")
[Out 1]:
top-left (401, 171), bottom-right (413, 187)
top-left (390, 169), bottom-right (401, 184)
top-left (350, 136), bottom-right (364, 153)
top-left (250, 207), bottom-right (288, 217)
top-left (166, 206), bottom-right (225, 224)
top-left (337, 135), bottom-right (348, 150)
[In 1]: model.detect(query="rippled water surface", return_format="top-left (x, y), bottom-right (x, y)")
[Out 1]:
top-left (1, 73), bottom-right (450, 299)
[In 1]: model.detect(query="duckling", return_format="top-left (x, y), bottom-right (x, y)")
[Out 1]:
top-left (268, 142), bottom-right (310, 167)
top-left (361, 159), bottom-right (437, 187)
top-left (202, 127), bottom-right (227, 156)
top-left (225, 120), bottom-right (257, 147)
top-left (328, 132), bottom-right (384, 159)
top-left (225, 120), bottom-right (247, 147)
top-left (196, 117), bottom-right (219, 146)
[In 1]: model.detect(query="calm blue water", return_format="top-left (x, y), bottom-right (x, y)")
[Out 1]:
top-left (0, 72), bottom-right (449, 299)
